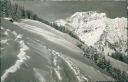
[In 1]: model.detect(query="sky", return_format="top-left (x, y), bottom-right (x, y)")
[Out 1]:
top-left (13, 0), bottom-right (127, 21)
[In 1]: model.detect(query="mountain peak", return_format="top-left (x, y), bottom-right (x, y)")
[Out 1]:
top-left (68, 11), bottom-right (107, 22)
top-left (55, 11), bottom-right (127, 55)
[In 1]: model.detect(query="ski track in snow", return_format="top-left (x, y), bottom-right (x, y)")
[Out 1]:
top-left (33, 68), bottom-right (46, 82)
top-left (54, 66), bottom-right (62, 81)
top-left (50, 49), bottom-right (88, 82)
top-left (1, 31), bottom-right (30, 82)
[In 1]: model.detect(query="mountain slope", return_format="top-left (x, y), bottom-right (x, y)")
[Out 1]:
top-left (1, 18), bottom-right (114, 82)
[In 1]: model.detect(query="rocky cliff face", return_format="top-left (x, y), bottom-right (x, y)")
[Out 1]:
top-left (55, 11), bottom-right (127, 55)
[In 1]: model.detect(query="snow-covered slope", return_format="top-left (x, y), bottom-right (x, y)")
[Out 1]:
top-left (55, 11), bottom-right (127, 55)
top-left (1, 18), bottom-right (115, 81)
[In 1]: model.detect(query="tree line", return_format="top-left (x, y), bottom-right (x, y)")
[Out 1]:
top-left (0, 0), bottom-right (48, 23)
top-left (111, 52), bottom-right (128, 64)
top-left (49, 23), bottom-right (81, 41)
top-left (76, 43), bottom-right (128, 81)
top-left (0, 0), bottom-right (81, 42)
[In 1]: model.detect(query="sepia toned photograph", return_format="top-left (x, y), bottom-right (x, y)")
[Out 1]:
top-left (0, 0), bottom-right (128, 82)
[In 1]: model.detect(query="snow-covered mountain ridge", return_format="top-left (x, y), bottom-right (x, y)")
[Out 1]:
top-left (55, 11), bottom-right (127, 55)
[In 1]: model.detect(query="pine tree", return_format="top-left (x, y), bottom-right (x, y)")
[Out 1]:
top-left (12, 4), bottom-right (19, 20)
top-left (33, 14), bottom-right (37, 20)
top-left (0, 0), bottom-right (8, 17)
top-left (21, 7), bottom-right (25, 19)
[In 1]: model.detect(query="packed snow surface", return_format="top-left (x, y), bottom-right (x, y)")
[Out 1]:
top-left (50, 49), bottom-right (88, 82)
